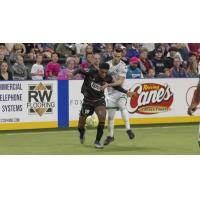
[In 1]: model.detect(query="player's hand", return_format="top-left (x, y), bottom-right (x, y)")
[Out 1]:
top-left (100, 83), bottom-right (109, 91)
top-left (127, 91), bottom-right (136, 97)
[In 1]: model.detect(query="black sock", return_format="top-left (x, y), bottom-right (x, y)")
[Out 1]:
top-left (95, 122), bottom-right (105, 142)
top-left (78, 127), bottom-right (85, 138)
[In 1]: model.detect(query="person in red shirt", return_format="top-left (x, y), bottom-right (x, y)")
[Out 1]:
top-left (45, 53), bottom-right (61, 80)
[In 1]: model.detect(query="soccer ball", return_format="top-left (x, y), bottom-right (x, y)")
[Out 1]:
top-left (86, 114), bottom-right (98, 128)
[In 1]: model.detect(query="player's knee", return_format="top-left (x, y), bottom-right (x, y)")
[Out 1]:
top-left (108, 111), bottom-right (115, 120)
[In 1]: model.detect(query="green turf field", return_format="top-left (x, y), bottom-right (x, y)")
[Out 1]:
top-left (0, 124), bottom-right (199, 154)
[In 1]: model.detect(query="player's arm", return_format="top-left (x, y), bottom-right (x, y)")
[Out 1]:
top-left (73, 68), bottom-right (96, 76)
top-left (112, 85), bottom-right (134, 97)
top-left (107, 76), bottom-right (125, 87)
top-left (101, 75), bottom-right (134, 97)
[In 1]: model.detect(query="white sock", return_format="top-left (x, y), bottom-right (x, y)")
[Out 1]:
top-left (108, 109), bottom-right (116, 137)
top-left (108, 119), bottom-right (114, 137)
top-left (120, 109), bottom-right (130, 131)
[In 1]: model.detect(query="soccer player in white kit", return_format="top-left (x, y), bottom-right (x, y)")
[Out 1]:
top-left (104, 48), bottom-right (135, 145)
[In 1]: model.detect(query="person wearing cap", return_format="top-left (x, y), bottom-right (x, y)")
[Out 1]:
top-left (151, 47), bottom-right (166, 77)
top-left (126, 57), bottom-right (144, 79)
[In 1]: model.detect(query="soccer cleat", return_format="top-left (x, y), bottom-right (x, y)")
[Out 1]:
top-left (94, 141), bottom-right (104, 149)
top-left (126, 129), bottom-right (135, 140)
top-left (103, 136), bottom-right (114, 146)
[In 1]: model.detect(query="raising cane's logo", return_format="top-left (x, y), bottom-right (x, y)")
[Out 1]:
top-left (127, 83), bottom-right (174, 115)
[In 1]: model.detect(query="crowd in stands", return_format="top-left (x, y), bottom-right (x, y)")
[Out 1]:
top-left (0, 43), bottom-right (200, 81)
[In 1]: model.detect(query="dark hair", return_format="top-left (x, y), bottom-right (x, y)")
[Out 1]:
top-left (52, 52), bottom-right (58, 57)
top-left (86, 52), bottom-right (93, 57)
top-left (114, 48), bottom-right (123, 53)
top-left (100, 62), bottom-right (110, 70)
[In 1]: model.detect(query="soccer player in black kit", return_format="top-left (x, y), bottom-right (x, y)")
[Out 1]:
top-left (73, 63), bottom-right (133, 149)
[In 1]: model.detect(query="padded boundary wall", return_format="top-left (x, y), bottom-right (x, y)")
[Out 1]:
top-left (0, 78), bottom-right (199, 130)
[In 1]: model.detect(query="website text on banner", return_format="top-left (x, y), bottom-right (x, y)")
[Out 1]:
top-left (69, 78), bottom-right (200, 127)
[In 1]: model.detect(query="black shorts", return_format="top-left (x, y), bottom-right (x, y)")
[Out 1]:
top-left (80, 98), bottom-right (106, 117)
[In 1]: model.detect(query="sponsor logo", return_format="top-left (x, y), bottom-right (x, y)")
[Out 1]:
top-left (27, 82), bottom-right (55, 116)
top-left (186, 85), bottom-right (200, 108)
top-left (91, 82), bottom-right (101, 91)
top-left (127, 83), bottom-right (174, 115)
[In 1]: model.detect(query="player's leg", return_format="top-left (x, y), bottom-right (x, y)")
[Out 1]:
top-left (118, 95), bottom-right (135, 139)
top-left (94, 105), bottom-right (107, 148)
top-left (198, 123), bottom-right (200, 148)
top-left (103, 98), bottom-right (117, 145)
top-left (78, 102), bottom-right (94, 144)
top-left (78, 115), bottom-right (87, 144)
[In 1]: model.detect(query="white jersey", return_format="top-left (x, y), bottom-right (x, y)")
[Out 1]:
top-left (107, 60), bottom-right (128, 98)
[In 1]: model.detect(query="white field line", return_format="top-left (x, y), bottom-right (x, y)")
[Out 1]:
top-left (3, 125), bottom-right (195, 135)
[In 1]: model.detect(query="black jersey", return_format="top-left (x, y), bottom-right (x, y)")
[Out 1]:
top-left (74, 68), bottom-right (127, 101)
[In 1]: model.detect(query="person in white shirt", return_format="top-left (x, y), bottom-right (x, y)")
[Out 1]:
top-left (103, 48), bottom-right (135, 146)
top-left (31, 54), bottom-right (44, 80)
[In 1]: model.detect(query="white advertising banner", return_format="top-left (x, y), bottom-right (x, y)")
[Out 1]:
top-left (0, 80), bottom-right (58, 124)
top-left (69, 78), bottom-right (200, 126)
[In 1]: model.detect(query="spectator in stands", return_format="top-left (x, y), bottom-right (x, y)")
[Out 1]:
top-left (0, 43), bottom-right (9, 56)
top-left (126, 57), bottom-right (143, 79)
top-left (58, 57), bottom-right (82, 80)
top-left (148, 43), bottom-right (166, 60)
top-left (72, 54), bottom-right (81, 68)
top-left (13, 43), bottom-right (26, 55)
top-left (85, 44), bottom-right (93, 54)
top-left (151, 47), bottom-right (166, 76)
top-left (56, 43), bottom-right (71, 58)
top-left (186, 58), bottom-right (198, 78)
top-left (139, 47), bottom-right (153, 74)
top-left (45, 53), bottom-right (60, 80)
top-left (177, 43), bottom-right (189, 63)
top-left (192, 47), bottom-right (200, 62)
top-left (37, 43), bottom-right (55, 59)
top-left (145, 68), bottom-right (156, 78)
top-left (89, 53), bottom-right (101, 70)
top-left (0, 62), bottom-right (13, 80)
top-left (0, 52), bottom-right (6, 66)
top-left (103, 43), bottom-right (113, 62)
top-left (188, 43), bottom-right (200, 53)
top-left (75, 43), bottom-right (87, 56)
top-left (93, 43), bottom-right (105, 53)
top-left (126, 43), bottom-right (140, 59)
top-left (167, 44), bottom-right (183, 62)
top-left (9, 44), bottom-right (24, 64)
top-left (161, 68), bottom-right (171, 78)
top-left (141, 43), bottom-right (155, 51)
top-left (81, 53), bottom-right (94, 69)
top-left (11, 55), bottom-right (28, 80)
top-left (165, 47), bottom-right (178, 69)
top-left (170, 56), bottom-right (188, 78)
top-left (31, 54), bottom-right (44, 80)
top-left (5, 43), bottom-right (15, 53)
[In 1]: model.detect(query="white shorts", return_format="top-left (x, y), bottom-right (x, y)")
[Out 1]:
top-left (106, 93), bottom-right (127, 110)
